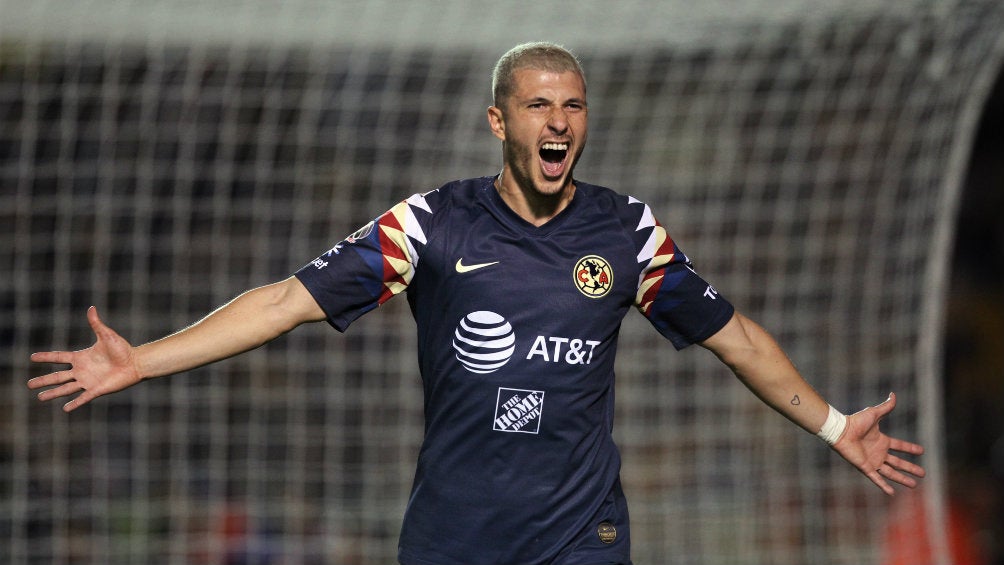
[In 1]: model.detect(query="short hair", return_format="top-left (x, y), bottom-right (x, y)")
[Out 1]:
top-left (491, 42), bottom-right (586, 108)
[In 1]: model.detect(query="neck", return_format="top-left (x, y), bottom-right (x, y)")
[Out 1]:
top-left (494, 171), bottom-right (575, 227)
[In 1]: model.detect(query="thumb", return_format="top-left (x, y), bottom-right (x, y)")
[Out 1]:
top-left (871, 392), bottom-right (896, 418)
top-left (87, 306), bottom-right (108, 338)
top-left (87, 307), bottom-right (101, 329)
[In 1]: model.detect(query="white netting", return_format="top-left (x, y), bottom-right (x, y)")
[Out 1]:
top-left (3, 1), bottom-right (1003, 563)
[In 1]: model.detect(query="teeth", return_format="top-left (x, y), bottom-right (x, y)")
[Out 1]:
top-left (541, 142), bottom-right (568, 151)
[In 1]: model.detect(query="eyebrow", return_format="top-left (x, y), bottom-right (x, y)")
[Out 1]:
top-left (523, 96), bottom-right (588, 107)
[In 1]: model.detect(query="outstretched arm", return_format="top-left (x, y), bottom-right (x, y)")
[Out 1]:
top-left (28, 276), bottom-right (325, 412)
top-left (700, 311), bottom-right (925, 496)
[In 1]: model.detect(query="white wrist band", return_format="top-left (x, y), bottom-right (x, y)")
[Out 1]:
top-left (816, 405), bottom-right (847, 445)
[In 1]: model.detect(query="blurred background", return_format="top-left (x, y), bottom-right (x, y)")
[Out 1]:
top-left (943, 52), bottom-right (1004, 565)
top-left (2, 1), bottom-right (1002, 564)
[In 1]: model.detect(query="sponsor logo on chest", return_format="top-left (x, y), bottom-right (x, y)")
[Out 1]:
top-left (446, 253), bottom-right (615, 434)
top-left (451, 310), bottom-right (604, 435)
top-left (493, 388), bottom-right (544, 434)
top-left (451, 311), bottom-right (602, 374)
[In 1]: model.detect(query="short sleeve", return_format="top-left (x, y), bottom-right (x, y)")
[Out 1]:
top-left (632, 204), bottom-right (734, 349)
top-left (294, 193), bottom-right (432, 331)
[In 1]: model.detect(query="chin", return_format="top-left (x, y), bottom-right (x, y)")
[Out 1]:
top-left (533, 175), bottom-right (573, 197)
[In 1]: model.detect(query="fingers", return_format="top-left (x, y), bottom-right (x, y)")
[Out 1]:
top-left (866, 470), bottom-right (896, 497)
top-left (872, 392), bottom-right (926, 484)
top-left (35, 379), bottom-right (85, 402)
top-left (26, 369), bottom-right (75, 390)
top-left (867, 465), bottom-right (911, 497)
top-left (28, 370), bottom-right (94, 412)
top-left (889, 436), bottom-right (925, 456)
top-left (28, 351), bottom-right (77, 394)
top-left (30, 376), bottom-right (95, 412)
top-left (27, 305), bottom-right (95, 393)
top-left (866, 452), bottom-right (925, 496)
top-left (28, 306), bottom-right (119, 413)
top-left (29, 350), bottom-right (74, 365)
top-left (29, 306), bottom-right (103, 365)
top-left (876, 461), bottom-right (919, 490)
top-left (885, 453), bottom-right (925, 478)
top-left (62, 391), bottom-right (94, 413)
top-left (838, 392), bottom-right (926, 497)
top-left (28, 310), bottom-right (87, 389)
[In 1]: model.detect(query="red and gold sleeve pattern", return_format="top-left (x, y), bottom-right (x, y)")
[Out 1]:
top-left (628, 197), bottom-right (734, 349)
top-left (295, 192), bottom-right (432, 331)
top-left (633, 199), bottom-right (679, 316)
top-left (369, 193), bottom-right (431, 304)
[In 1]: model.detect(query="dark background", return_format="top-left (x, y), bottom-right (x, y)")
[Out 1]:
top-left (947, 66), bottom-right (1004, 564)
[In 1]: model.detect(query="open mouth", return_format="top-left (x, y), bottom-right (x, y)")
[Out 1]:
top-left (539, 142), bottom-right (569, 177)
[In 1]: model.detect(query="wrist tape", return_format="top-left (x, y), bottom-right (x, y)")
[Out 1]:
top-left (816, 405), bottom-right (847, 445)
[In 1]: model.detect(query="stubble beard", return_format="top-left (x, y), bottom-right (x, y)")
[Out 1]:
top-left (502, 139), bottom-right (574, 200)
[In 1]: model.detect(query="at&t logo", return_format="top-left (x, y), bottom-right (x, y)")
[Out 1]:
top-left (452, 311), bottom-right (516, 374)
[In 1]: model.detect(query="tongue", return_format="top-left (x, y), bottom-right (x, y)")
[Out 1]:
top-left (541, 157), bottom-right (565, 178)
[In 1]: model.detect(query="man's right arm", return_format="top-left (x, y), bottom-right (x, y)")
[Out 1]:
top-left (28, 276), bottom-right (325, 412)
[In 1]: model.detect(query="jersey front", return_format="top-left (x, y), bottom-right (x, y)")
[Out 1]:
top-left (294, 176), bottom-right (735, 565)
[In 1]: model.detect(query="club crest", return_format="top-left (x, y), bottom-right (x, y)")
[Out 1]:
top-left (573, 255), bottom-right (612, 298)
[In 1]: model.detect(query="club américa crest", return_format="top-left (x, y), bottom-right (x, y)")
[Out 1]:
top-left (573, 255), bottom-right (612, 298)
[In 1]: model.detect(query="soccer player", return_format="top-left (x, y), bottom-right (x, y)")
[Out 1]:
top-left (28, 42), bottom-right (925, 565)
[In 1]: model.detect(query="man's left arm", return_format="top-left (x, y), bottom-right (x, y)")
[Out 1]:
top-left (700, 311), bottom-right (925, 496)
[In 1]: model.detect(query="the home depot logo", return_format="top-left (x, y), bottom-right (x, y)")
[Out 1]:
top-left (493, 388), bottom-right (545, 434)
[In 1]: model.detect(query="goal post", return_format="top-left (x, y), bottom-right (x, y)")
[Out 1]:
top-left (3, 1), bottom-right (1003, 563)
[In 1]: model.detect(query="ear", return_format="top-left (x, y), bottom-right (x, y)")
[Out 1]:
top-left (487, 106), bottom-right (505, 141)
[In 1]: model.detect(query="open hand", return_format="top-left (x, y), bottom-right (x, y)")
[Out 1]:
top-left (28, 306), bottom-right (141, 412)
top-left (832, 393), bottom-right (926, 496)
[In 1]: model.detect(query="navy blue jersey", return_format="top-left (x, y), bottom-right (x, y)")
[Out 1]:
top-left (295, 176), bottom-right (734, 565)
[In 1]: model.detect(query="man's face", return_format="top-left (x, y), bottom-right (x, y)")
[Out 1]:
top-left (488, 68), bottom-right (588, 198)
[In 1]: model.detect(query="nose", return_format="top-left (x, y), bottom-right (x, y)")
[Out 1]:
top-left (547, 107), bottom-right (569, 134)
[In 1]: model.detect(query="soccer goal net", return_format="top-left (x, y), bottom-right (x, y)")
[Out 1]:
top-left (3, 1), bottom-right (1002, 563)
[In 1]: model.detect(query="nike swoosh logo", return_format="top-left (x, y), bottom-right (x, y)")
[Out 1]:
top-left (455, 258), bottom-right (500, 273)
